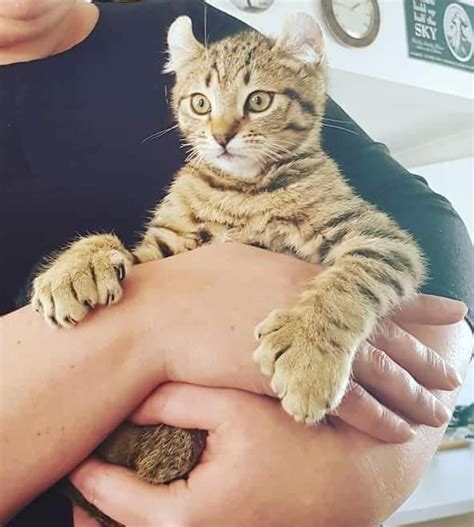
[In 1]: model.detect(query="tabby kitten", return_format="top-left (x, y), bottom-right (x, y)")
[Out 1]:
top-left (32, 13), bottom-right (424, 523)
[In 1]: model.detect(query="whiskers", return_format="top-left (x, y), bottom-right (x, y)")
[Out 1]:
top-left (203, 2), bottom-right (209, 58)
top-left (321, 123), bottom-right (359, 136)
top-left (185, 149), bottom-right (205, 165)
top-left (249, 137), bottom-right (294, 169)
top-left (141, 124), bottom-right (179, 144)
top-left (322, 117), bottom-right (352, 124)
top-left (321, 118), bottom-right (359, 136)
top-left (182, 141), bottom-right (205, 165)
top-left (179, 133), bottom-right (207, 166)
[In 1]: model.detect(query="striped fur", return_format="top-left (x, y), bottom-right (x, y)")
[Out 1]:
top-left (32, 15), bottom-right (424, 437)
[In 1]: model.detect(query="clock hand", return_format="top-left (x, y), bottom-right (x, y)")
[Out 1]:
top-left (351, 2), bottom-right (362, 10)
top-left (333, 2), bottom-right (351, 9)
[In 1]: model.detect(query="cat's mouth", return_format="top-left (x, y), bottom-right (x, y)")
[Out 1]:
top-left (218, 151), bottom-right (244, 160)
top-left (207, 146), bottom-right (258, 178)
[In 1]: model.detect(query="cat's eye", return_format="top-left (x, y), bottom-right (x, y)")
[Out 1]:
top-left (190, 94), bottom-right (211, 115)
top-left (246, 91), bottom-right (273, 113)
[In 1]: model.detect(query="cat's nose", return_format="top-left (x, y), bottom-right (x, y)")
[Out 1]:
top-left (213, 131), bottom-right (237, 147)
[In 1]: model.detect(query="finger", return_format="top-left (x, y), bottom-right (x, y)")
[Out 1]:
top-left (73, 505), bottom-right (101, 527)
top-left (371, 321), bottom-right (462, 390)
top-left (69, 458), bottom-right (188, 526)
top-left (393, 294), bottom-right (467, 326)
top-left (331, 381), bottom-right (415, 443)
top-left (131, 383), bottom-right (238, 430)
top-left (353, 344), bottom-right (451, 427)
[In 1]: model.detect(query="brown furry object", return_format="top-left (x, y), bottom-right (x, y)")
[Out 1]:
top-left (61, 424), bottom-right (206, 526)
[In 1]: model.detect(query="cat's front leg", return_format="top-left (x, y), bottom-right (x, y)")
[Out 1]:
top-left (132, 225), bottom-right (202, 263)
top-left (253, 300), bottom-right (361, 424)
top-left (254, 219), bottom-right (424, 424)
top-left (32, 234), bottom-right (133, 328)
top-left (253, 264), bottom-right (391, 424)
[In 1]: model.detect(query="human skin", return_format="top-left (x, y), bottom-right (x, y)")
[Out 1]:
top-left (68, 251), bottom-right (471, 527)
top-left (0, 244), bottom-right (466, 524)
top-left (71, 318), bottom-right (471, 527)
top-left (0, 2), bottom-right (470, 524)
top-left (0, 0), bottom-right (98, 65)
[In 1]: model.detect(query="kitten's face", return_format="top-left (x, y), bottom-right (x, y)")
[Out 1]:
top-left (166, 15), bottom-right (326, 180)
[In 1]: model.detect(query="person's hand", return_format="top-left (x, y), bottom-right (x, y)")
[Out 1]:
top-left (71, 303), bottom-right (472, 527)
top-left (131, 244), bottom-right (465, 442)
top-left (69, 327), bottom-right (469, 527)
top-left (69, 384), bottom-right (392, 527)
top-left (333, 294), bottom-right (465, 441)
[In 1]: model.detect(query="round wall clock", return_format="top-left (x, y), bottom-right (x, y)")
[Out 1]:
top-left (230, 0), bottom-right (275, 13)
top-left (322, 0), bottom-right (381, 47)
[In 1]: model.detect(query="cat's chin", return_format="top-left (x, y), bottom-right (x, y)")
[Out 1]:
top-left (210, 154), bottom-right (261, 180)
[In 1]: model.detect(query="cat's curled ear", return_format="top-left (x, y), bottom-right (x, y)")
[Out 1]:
top-left (275, 13), bottom-right (324, 66)
top-left (164, 16), bottom-right (204, 74)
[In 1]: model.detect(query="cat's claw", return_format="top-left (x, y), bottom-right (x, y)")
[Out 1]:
top-left (254, 309), bottom-right (352, 424)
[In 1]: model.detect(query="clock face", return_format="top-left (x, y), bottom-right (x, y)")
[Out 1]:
top-left (333, 0), bottom-right (375, 39)
top-left (322, 0), bottom-right (380, 47)
top-left (231, 0), bottom-right (275, 12)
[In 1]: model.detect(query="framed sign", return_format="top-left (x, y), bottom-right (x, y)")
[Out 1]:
top-left (404, 0), bottom-right (473, 72)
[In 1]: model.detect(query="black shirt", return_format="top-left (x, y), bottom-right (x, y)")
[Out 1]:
top-left (1, 1), bottom-right (472, 525)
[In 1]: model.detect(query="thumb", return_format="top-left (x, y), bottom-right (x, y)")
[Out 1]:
top-left (70, 458), bottom-right (189, 527)
top-left (394, 294), bottom-right (467, 326)
top-left (69, 385), bottom-right (243, 526)
top-left (131, 383), bottom-right (239, 430)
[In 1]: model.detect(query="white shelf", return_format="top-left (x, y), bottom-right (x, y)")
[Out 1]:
top-left (385, 444), bottom-right (474, 526)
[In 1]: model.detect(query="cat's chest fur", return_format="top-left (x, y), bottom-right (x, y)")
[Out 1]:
top-left (203, 217), bottom-right (311, 258)
top-left (175, 167), bottom-right (335, 265)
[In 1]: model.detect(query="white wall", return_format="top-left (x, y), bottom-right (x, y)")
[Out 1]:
top-left (207, 0), bottom-right (474, 98)
top-left (412, 157), bottom-right (474, 240)
top-left (207, 0), bottom-right (474, 167)
top-left (458, 362), bottom-right (474, 407)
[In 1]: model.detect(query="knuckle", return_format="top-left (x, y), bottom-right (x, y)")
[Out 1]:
top-left (402, 331), bottom-right (428, 367)
top-left (345, 381), bottom-right (366, 405)
top-left (413, 383), bottom-right (429, 407)
top-left (356, 343), bottom-right (370, 361)
top-left (378, 320), bottom-right (398, 341)
top-left (408, 332), bottom-right (424, 355)
top-left (148, 385), bottom-right (175, 416)
top-left (423, 345), bottom-right (441, 370)
top-left (80, 473), bottom-right (101, 508)
top-left (370, 347), bottom-right (393, 379)
top-left (373, 404), bottom-right (391, 427)
top-left (360, 399), bottom-right (387, 432)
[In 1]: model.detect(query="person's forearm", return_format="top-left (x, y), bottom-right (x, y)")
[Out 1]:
top-left (0, 245), bottom-right (315, 522)
top-left (0, 281), bottom-right (164, 522)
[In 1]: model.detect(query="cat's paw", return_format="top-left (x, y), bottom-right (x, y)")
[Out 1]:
top-left (254, 309), bottom-right (352, 424)
top-left (31, 235), bottom-right (132, 328)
